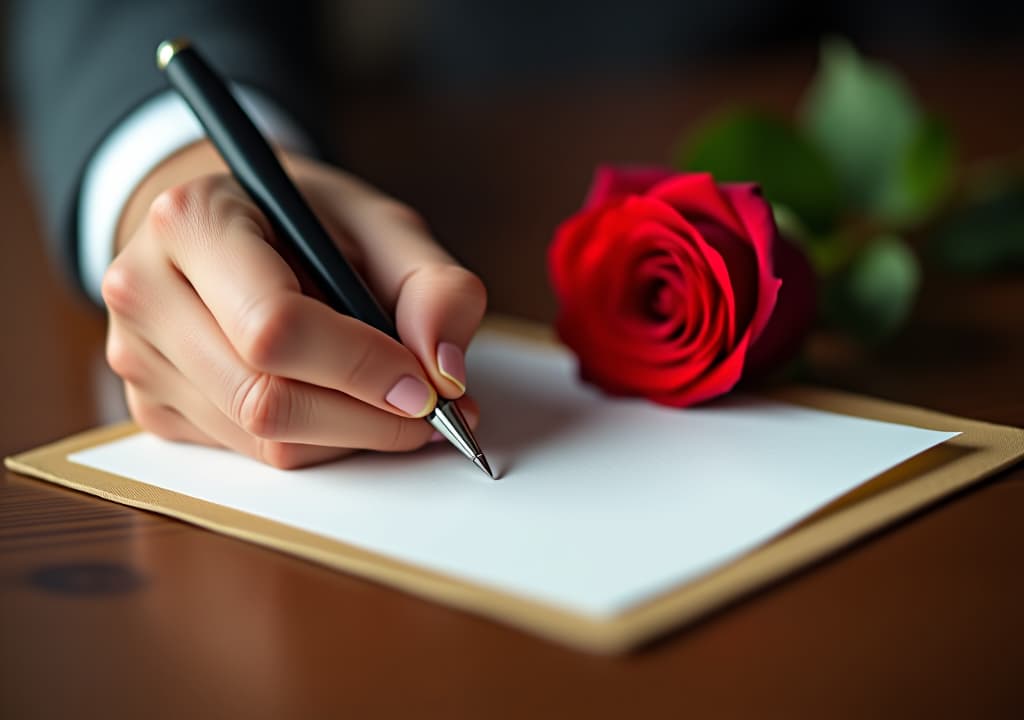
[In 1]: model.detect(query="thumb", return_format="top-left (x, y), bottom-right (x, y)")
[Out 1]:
top-left (292, 160), bottom-right (487, 397)
top-left (394, 263), bottom-right (487, 399)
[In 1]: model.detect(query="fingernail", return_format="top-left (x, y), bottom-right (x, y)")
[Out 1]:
top-left (385, 376), bottom-right (436, 417)
top-left (436, 342), bottom-right (467, 393)
top-left (429, 431), bottom-right (445, 443)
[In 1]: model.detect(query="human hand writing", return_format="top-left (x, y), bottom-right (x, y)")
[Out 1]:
top-left (102, 141), bottom-right (485, 468)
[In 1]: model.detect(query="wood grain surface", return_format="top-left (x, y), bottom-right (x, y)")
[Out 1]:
top-left (2, 48), bottom-right (1023, 718)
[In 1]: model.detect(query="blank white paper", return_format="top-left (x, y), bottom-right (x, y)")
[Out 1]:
top-left (70, 334), bottom-right (957, 618)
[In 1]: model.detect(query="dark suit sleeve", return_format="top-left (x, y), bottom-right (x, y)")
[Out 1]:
top-left (6, 0), bottom-right (328, 296)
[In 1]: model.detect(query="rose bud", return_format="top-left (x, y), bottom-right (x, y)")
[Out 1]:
top-left (548, 166), bottom-right (816, 407)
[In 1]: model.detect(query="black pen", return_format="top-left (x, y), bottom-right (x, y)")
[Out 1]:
top-left (156, 39), bottom-right (494, 478)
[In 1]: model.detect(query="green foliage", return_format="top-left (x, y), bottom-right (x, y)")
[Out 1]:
top-left (772, 203), bottom-right (850, 277)
top-left (801, 40), bottom-right (917, 210)
top-left (677, 111), bottom-right (841, 232)
top-left (666, 37), bottom-right (1021, 346)
top-left (878, 116), bottom-right (955, 225)
top-left (826, 236), bottom-right (921, 342)
top-left (929, 180), bottom-right (1024, 272)
top-left (801, 39), bottom-right (955, 227)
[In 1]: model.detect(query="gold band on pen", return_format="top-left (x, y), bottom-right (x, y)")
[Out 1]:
top-left (156, 38), bottom-right (191, 70)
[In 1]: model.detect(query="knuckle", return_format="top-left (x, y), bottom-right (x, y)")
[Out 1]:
top-left (233, 373), bottom-right (292, 439)
top-left (100, 261), bottom-right (142, 317)
top-left (147, 183), bottom-right (198, 234)
top-left (148, 178), bottom-right (229, 246)
top-left (235, 296), bottom-right (296, 371)
top-left (124, 388), bottom-right (146, 422)
top-left (105, 332), bottom-right (144, 385)
top-left (224, 211), bottom-right (270, 245)
top-left (422, 263), bottom-right (487, 303)
top-left (373, 198), bottom-right (427, 230)
top-left (219, 193), bottom-right (269, 238)
top-left (340, 339), bottom-right (377, 391)
top-left (126, 392), bottom-right (177, 440)
top-left (380, 417), bottom-right (427, 453)
top-left (444, 265), bottom-right (488, 309)
top-left (258, 440), bottom-right (305, 470)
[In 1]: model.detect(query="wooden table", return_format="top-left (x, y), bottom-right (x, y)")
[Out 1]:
top-left (2, 49), bottom-right (1023, 718)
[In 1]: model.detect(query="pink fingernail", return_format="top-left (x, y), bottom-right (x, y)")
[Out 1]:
top-left (429, 431), bottom-right (445, 443)
top-left (437, 342), bottom-right (467, 393)
top-left (385, 375), bottom-right (436, 417)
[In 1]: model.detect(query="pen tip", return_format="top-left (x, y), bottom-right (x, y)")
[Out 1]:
top-left (473, 454), bottom-right (496, 480)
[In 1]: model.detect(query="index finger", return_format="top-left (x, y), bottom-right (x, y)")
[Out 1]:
top-left (158, 178), bottom-right (439, 418)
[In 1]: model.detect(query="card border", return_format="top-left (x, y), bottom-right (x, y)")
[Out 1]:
top-left (7, 320), bottom-right (1024, 653)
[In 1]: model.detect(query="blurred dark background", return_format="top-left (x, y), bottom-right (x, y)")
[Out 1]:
top-left (0, 0), bottom-right (1021, 447)
top-left (321, 0), bottom-right (1024, 93)
top-left (0, 0), bottom-right (1022, 305)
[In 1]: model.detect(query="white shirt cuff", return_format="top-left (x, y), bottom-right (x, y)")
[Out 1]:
top-left (78, 86), bottom-right (314, 305)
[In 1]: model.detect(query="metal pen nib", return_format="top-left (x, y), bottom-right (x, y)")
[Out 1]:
top-left (473, 454), bottom-right (494, 479)
top-left (428, 400), bottom-right (496, 480)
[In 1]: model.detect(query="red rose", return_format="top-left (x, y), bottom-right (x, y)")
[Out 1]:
top-left (548, 166), bottom-right (816, 407)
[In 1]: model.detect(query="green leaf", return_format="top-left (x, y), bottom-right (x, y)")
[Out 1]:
top-left (929, 180), bottom-right (1024, 273)
top-left (801, 39), bottom-right (950, 226)
top-left (772, 203), bottom-right (849, 277)
top-left (826, 235), bottom-right (921, 341)
top-left (878, 115), bottom-right (956, 224)
top-left (676, 110), bottom-right (841, 233)
top-left (771, 203), bottom-right (810, 245)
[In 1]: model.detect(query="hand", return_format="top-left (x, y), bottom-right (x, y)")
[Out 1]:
top-left (102, 141), bottom-right (486, 468)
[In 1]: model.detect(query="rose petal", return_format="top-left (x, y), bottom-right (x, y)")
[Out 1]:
top-left (745, 233), bottom-right (817, 376)
top-left (629, 197), bottom-right (738, 344)
top-left (719, 183), bottom-right (782, 346)
top-left (561, 226), bottom-right (712, 383)
top-left (553, 172), bottom-right (809, 409)
top-left (592, 199), bottom-right (736, 385)
top-left (650, 173), bottom-right (748, 238)
top-left (612, 272), bottom-right (725, 391)
top-left (584, 165), bottom-right (678, 209)
top-left (652, 334), bottom-right (751, 406)
top-left (627, 202), bottom-right (736, 362)
top-left (634, 254), bottom-right (687, 336)
top-left (549, 202), bottom-right (618, 300)
top-left (661, 246), bottom-right (708, 350)
top-left (695, 220), bottom-right (758, 337)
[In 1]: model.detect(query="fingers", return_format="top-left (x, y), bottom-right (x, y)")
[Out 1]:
top-left (105, 252), bottom-right (436, 452)
top-left (157, 178), bottom-right (441, 418)
top-left (123, 385), bottom-right (212, 446)
top-left (111, 318), bottom-right (353, 469)
top-left (299, 163), bottom-right (488, 399)
top-left (393, 264), bottom-right (487, 398)
top-left (130, 382), bottom-right (352, 469)
top-left (104, 165), bottom-right (487, 469)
